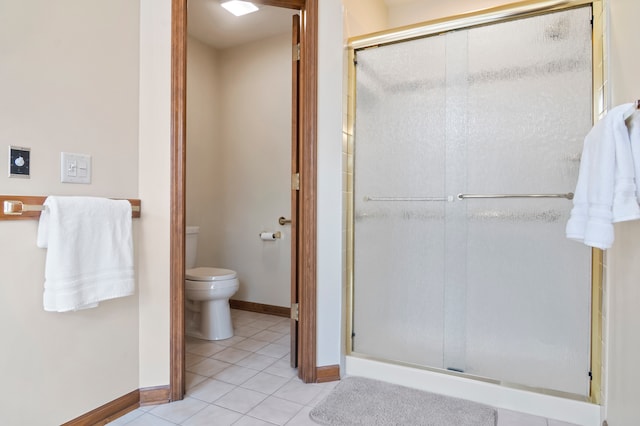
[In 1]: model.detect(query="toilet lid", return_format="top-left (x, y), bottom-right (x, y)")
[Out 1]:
top-left (186, 267), bottom-right (237, 281)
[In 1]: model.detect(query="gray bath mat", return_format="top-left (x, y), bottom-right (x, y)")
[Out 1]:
top-left (309, 376), bottom-right (497, 426)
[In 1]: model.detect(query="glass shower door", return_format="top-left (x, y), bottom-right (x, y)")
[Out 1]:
top-left (353, 34), bottom-right (448, 368)
top-left (459, 9), bottom-right (593, 394)
top-left (352, 6), bottom-right (593, 396)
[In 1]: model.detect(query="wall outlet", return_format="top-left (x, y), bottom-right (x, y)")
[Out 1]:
top-left (61, 152), bottom-right (91, 184)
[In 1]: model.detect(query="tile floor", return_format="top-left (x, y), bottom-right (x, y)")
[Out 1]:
top-left (108, 309), bottom-right (580, 426)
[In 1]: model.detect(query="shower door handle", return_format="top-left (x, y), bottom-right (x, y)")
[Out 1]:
top-left (457, 192), bottom-right (574, 200)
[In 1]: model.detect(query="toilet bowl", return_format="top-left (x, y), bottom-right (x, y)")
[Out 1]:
top-left (184, 226), bottom-right (239, 341)
top-left (185, 267), bottom-right (239, 340)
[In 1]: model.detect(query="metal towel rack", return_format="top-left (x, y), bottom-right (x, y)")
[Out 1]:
top-left (1, 195), bottom-right (141, 220)
top-left (457, 192), bottom-right (574, 200)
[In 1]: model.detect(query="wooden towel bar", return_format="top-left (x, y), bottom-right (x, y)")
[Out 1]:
top-left (0, 195), bottom-right (141, 221)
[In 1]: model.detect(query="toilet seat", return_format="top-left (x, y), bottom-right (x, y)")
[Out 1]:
top-left (185, 267), bottom-right (239, 293)
top-left (186, 267), bottom-right (236, 281)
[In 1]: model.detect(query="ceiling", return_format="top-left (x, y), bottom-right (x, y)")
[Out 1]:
top-left (187, 0), bottom-right (296, 49)
top-left (187, 0), bottom-right (410, 49)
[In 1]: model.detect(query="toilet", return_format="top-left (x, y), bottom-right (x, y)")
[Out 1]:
top-left (185, 226), bottom-right (239, 340)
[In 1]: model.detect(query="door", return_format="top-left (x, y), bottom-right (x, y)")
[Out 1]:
top-left (351, 5), bottom-right (594, 396)
top-left (290, 13), bottom-right (300, 368)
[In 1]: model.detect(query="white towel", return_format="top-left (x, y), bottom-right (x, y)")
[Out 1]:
top-left (628, 110), bottom-right (640, 203)
top-left (37, 196), bottom-right (135, 312)
top-left (566, 103), bottom-right (640, 249)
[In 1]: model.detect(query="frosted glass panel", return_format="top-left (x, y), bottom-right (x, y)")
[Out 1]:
top-left (352, 6), bottom-right (593, 395)
top-left (353, 34), bottom-right (447, 367)
top-left (462, 7), bottom-right (593, 394)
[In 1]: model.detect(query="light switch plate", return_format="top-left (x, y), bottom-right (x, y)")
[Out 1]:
top-left (61, 152), bottom-right (91, 184)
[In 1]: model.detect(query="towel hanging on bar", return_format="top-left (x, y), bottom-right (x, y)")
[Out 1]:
top-left (36, 196), bottom-right (135, 312)
top-left (0, 195), bottom-right (141, 220)
top-left (566, 102), bottom-right (640, 249)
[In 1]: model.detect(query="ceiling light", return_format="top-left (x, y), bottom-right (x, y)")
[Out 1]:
top-left (221, 1), bottom-right (259, 17)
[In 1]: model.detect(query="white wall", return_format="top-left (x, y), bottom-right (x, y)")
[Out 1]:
top-left (343, 0), bottom-right (388, 36)
top-left (387, 0), bottom-right (513, 28)
top-left (186, 36), bottom-right (224, 269)
top-left (186, 32), bottom-right (292, 307)
top-left (138, 0), bottom-right (172, 388)
top-left (217, 33), bottom-right (292, 307)
top-left (0, 1), bottom-right (141, 424)
top-left (605, 0), bottom-right (640, 423)
top-left (317, 0), bottom-right (345, 367)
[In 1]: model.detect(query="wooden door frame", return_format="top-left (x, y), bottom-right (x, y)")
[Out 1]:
top-left (170, 0), bottom-right (318, 401)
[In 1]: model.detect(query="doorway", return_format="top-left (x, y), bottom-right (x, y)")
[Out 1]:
top-left (170, 0), bottom-right (319, 401)
top-left (185, 4), bottom-right (293, 331)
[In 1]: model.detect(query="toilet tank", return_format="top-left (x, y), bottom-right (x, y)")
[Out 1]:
top-left (185, 226), bottom-right (200, 269)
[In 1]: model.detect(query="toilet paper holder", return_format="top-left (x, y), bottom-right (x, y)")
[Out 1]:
top-left (259, 231), bottom-right (281, 240)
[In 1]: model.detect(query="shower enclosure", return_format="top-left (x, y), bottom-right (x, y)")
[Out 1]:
top-left (350, 5), bottom-right (595, 397)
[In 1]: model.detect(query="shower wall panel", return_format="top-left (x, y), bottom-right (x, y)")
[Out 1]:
top-left (352, 6), bottom-right (593, 396)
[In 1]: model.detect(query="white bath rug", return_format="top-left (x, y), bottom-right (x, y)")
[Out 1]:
top-left (309, 376), bottom-right (497, 426)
